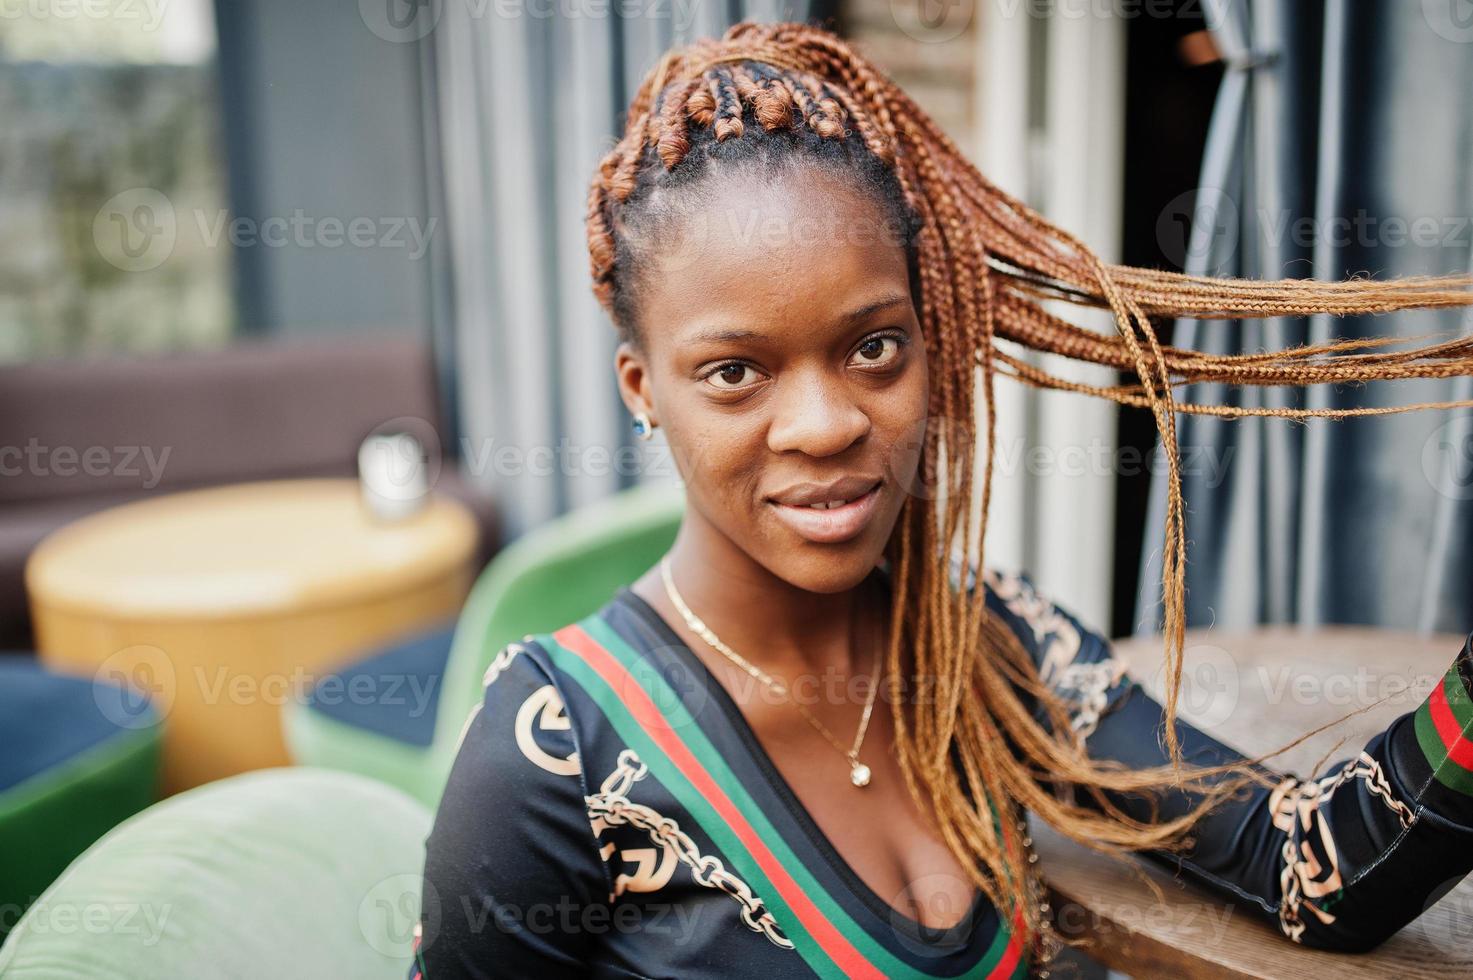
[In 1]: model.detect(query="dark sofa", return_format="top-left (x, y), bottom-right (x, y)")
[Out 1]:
top-left (0, 336), bottom-right (497, 648)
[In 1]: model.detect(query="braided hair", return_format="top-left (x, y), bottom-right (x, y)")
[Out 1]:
top-left (585, 21), bottom-right (1473, 956)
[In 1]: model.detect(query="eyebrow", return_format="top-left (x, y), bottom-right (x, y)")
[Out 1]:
top-left (684, 294), bottom-right (911, 346)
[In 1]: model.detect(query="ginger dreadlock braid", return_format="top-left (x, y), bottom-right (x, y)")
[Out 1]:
top-left (585, 20), bottom-right (1473, 957)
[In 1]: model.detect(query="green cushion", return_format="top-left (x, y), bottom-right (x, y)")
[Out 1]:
top-left (283, 700), bottom-right (443, 803)
top-left (0, 768), bottom-right (431, 979)
top-left (0, 725), bottom-right (161, 939)
top-left (281, 625), bottom-right (453, 804)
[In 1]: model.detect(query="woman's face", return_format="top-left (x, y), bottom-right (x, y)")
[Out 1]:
top-left (615, 166), bottom-right (929, 594)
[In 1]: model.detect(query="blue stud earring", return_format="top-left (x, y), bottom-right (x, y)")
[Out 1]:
top-left (632, 412), bottom-right (655, 441)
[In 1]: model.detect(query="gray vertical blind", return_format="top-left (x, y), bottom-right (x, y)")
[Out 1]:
top-left (1137, 0), bottom-right (1473, 634)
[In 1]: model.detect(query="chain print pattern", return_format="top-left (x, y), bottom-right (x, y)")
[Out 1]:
top-left (483, 640), bottom-right (527, 688)
top-left (452, 641), bottom-right (532, 754)
top-left (585, 749), bottom-right (795, 950)
top-left (983, 567), bottom-right (1127, 741)
top-left (982, 568), bottom-right (1079, 675)
top-left (1056, 660), bottom-right (1128, 740)
top-left (1269, 751), bottom-right (1417, 942)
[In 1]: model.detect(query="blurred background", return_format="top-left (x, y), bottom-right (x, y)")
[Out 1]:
top-left (1, 0), bottom-right (1471, 976)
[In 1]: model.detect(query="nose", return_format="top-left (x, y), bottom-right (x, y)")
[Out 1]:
top-left (765, 370), bottom-right (871, 457)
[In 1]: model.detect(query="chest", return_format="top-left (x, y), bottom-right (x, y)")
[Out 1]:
top-left (741, 696), bottom-right (981, 932)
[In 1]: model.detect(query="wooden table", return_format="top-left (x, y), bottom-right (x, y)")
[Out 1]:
top-left (1035, 627), bottom-right (1473, 979)
top-left (27, 479), bottom-right (477, 792)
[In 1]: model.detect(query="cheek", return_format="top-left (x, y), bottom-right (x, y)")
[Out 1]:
top-left (662, 405), bottom-right (766, 503)
top-left (873, 360), bottom-right (932, 491)
top-left (878, 346), bottom-right (930, 421)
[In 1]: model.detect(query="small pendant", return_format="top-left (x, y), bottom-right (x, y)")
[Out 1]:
top-left (850, 762), bottom-right (872, 787)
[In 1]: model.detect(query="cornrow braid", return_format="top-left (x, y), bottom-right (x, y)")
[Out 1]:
top-left (585, 21), bottom-right (1473, 962)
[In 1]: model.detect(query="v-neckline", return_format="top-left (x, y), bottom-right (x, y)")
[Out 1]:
top-left (609, 583), bottom-right (992, 953)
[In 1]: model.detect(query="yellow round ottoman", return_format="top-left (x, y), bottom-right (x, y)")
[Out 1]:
top-left (26, 479), bottom-right (477, 793)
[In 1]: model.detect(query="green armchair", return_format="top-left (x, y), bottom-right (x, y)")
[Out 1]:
top-left (0, 767), bottom-right (430, 978)
top-left (284, 482), bottom-right (685, 806)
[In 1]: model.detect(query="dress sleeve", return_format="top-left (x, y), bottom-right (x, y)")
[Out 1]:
top-left (981, 567), bottom-right (1473, 953)
top-left (414, 640), bottom-right (611, 979)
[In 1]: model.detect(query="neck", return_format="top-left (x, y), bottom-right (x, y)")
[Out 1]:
top-left (660, 517), bottom-right (884, 676)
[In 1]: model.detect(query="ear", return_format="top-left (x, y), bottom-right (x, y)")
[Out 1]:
top-left (614, 340), bottom-right (656, 424)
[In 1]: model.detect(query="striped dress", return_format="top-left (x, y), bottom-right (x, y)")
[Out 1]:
top-left (414, 568), bottom-right (1473, 978)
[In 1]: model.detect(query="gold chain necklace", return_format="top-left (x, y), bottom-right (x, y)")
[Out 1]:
top-left (660, 557), bottom-right (882, 788)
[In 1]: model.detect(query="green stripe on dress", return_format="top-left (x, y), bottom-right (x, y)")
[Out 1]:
top-left (1441, 663), bottom-right (1473, 729)
top-left (1414, 685), bottom-right (1473, 797)
top-left (541, 618), bottom-right (1025, 979)
top-left (541, 627), bottom-right (848, 979)
top-left (579, 615), bottom-right (1025, 978)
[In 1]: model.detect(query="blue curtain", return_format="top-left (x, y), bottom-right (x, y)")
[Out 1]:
top-left (1137, 0), bottom-right (1473, 634)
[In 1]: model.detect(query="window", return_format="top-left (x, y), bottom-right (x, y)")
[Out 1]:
top-left (0, 0), bottom-right (232, 362)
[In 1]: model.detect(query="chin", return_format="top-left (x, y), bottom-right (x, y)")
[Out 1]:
top-left (750, 480), bottom-right (903, 594)
top-left (760, 521), bottom-right (896, 595)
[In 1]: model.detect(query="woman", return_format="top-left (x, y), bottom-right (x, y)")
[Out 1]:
top-left (417, 22), bottom-right (1473, 978)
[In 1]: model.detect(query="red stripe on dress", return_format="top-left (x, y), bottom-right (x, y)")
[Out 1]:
top-left (557, 622), bottom-right (1028, 979)
top-left (555, 623), bottom-right (882, 978)
top-left (1428, 678), bottom-right (1473, 770)
top-left (991, 911), bottom-right (1026, 979)
top-left (989, 818), bottom-right (1028, 979)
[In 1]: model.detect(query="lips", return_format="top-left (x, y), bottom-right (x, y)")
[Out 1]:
top-left (766, 479), bottom-right (883, 544)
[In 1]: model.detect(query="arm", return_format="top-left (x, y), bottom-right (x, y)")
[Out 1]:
top-left (983, 568), bottom-right (1473, 953)
top-left (415, 641), bottom-right (611, 978)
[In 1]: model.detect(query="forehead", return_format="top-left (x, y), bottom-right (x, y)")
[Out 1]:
top-left (634, 167), bottom-right (911, 343)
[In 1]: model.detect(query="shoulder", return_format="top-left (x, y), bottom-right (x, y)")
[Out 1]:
top-left (451, 634), bottom-right (588, 784)
top-left (458, 600), bottom-right (643, 782)
top-left (433, 632), bottom-right (614, 883)
top-left (425, 632), bottom-right (615, 966)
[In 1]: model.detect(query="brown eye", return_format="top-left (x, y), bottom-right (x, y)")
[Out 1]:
top-left (851, 334), bottom-right (902, 368)
top-left (703, 362), bottom-right (761, 390)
